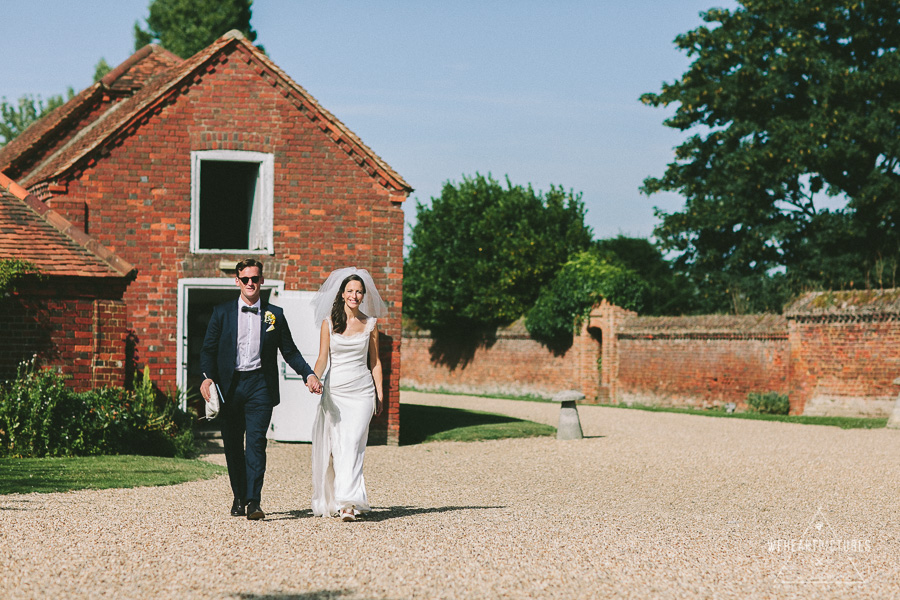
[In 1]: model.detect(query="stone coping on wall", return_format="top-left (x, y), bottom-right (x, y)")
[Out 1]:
top-left (616, 313), bottom-right (788, 340)
top-left (785, 288), bottom-right (900, 320)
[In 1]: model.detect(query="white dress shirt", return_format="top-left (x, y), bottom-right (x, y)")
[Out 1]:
top-left (236, 300), bottom-right (262, 371)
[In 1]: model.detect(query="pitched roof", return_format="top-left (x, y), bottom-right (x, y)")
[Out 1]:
top-left (7, 31), bottom-right (411, 194)
top-left (0, 172), bottom-right (136, 278)
top-left (0, 45), bottom-right (182, 180)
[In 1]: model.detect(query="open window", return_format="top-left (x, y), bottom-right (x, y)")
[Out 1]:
top-left (190, 150), bottom-right (274, 253)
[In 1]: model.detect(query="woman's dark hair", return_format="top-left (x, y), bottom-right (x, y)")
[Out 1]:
top-left (330, 274), bottom-right (366, 334)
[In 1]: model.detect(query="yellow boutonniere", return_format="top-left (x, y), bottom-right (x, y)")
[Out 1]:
top-left (264, 311), bottom-right (276, 332)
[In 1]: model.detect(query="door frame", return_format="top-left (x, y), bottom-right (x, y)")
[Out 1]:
top-left (176, 277), bottom-right (284, 410)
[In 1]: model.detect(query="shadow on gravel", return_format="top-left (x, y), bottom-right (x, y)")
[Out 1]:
top-left (361, 505), bottom-right (504, 522)
top-left (265, 509), bottom-right (314, 521)
top-left (235, 590), bottom-right (359, 600)
top-left (264, 505), bottom-right (503, 523)
top-left (197, 429), bottom-right (225, 456)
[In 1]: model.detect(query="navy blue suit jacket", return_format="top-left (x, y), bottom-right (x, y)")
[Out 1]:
top-left (199, 299), bottom-right (315, 406)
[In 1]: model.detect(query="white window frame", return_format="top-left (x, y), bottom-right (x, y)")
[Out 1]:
top-left (190, 150), bottom-right (275, 254)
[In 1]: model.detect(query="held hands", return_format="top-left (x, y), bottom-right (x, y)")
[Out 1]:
top-left (307, 374), bottom-right (323, 395)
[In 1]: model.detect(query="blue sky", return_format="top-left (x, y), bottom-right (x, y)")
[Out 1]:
top-left (2, 0), bottom-right (738, 244)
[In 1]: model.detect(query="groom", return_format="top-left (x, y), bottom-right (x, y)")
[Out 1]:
top-left (200, 258), bottom-right (322, 520)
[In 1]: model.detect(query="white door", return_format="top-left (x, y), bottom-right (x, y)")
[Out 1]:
top-left (267, 289), bottom-right (320, 442)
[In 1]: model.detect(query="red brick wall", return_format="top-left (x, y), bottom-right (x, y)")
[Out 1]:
top-left (401, 319), bottom-right (601, 400)
top-left (1, 280), bottom-right (128, 391)
top-left (614, 333), bottom-right (791, 410)
top-left (43, 45), bottom-right (405, 443)
top-left (789, 316), bottom-right (900, 417)
top-left (401, 306), bottom-right (793, 410)
top-left (402, 300), bottom-right (900, 418)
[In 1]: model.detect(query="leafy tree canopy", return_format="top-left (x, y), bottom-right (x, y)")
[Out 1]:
top-left (134, 0), bottom-right (260, 58)
top-left (593, 236), bottom-right (699, 315)
top-left (0, 90), bottom-right (73, 147)
top-left (525, 250), bottom-right (649, 348)
top-left (404, 173), bottom-right (593, 332)
top-left (642, 0), bottom-right (900, 313)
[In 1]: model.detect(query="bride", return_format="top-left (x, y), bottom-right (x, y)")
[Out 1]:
top-left (310, 267), bottom-right (387, 521)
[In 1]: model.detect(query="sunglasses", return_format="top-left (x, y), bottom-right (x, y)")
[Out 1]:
top-left (238, 276), bottom-right (261, 284)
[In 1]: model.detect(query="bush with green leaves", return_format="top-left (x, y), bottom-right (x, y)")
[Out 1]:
top-left (746, 392), bottom-right (790, 415)
top-left (525, 250), bottom-right (649, 347)
top-left (405, 173), bottom-right (593, 332)
top-left (0, 258), bottom-right (41, 293)
top-left (0, 359), bottom-right (196, 458)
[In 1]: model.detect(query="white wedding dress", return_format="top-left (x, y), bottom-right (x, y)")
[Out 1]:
top-left (311, 317), bottom-right (377, 517)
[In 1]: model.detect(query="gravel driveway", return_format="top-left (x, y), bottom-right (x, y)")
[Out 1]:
top-left (2, 391), bottom-right (899, 599)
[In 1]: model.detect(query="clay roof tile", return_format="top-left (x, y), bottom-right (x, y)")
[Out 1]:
top-left (7, 32), bottom-right (410, 194)
top-left (0, 171), bottom-right (136, 279)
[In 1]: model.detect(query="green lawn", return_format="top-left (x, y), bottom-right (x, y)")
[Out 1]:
top-left (603, 403), bottom-right (887, 429)
top-left (0, 455), bottom-right (226, 495)
top-left (1, 406), bottom-right (552, 494)
top-left (400, 403), bottom-right (555, 444)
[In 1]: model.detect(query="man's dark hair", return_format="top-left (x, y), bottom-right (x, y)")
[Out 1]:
top-left (235, 258), bottom-right (264, 276)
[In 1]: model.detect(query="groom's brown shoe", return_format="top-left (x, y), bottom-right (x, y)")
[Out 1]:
top-left (246, 501), bottom-right (265, 520)
top-left (231, 498), bottom-right (245, 517)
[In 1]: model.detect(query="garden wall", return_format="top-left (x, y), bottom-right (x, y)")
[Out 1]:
top-left (786, 289), bottom-right (900, 417)
top-left (401, 318), bottom-right (601, 400)
top-left (610, 313), bottom-right (791, 410)
top-left (401, 290), bottom-right (900, 417)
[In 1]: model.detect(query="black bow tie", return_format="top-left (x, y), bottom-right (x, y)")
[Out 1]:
top-left (242, 305), bottom-right (259, 314)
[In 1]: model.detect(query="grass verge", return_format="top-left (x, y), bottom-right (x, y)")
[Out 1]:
top-left (400, 386), bottom-right (551, 403)
top-left (0, 455), bottom-right (226, 495)
top-left (603, 403), bottom-right (887, 429)
top-left (400, 403), bottom-right (555, 445)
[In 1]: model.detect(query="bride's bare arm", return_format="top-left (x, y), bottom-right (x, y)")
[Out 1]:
top-left (369, 325), bottom-right (383, 415)
top-left (314, 320), bottom-right (330, 379)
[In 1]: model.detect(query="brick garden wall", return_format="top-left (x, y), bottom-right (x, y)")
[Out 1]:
top-left (1, 279), bottom-right (128, 391)
top-left (401, 319), bottom-right (601, 399)
top-left (612, 314), bottom-right (791, 410)
top-left (786, 291), bottom-right (900, 417)
top-left (37, 44), bottom-right (406, 443)
top-left (402, 293), bottom-right (900, 418)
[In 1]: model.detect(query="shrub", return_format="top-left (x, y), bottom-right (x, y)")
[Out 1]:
top-left (0, 359), bottom-right (197, 458)
top-left (746, 392), bottom-right (790, 415)
top-left (525, 250), bottom-right (649, 347)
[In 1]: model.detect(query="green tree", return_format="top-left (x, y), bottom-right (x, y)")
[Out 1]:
top-left (641, 0), bottom-right (900, 313)
top-left (525, 250), bottom-right (649, 348)
top-left (0, 91), bottom-right (73, 147)
top-left (593, 236), bottom-right (699, 315)
top-left (134, 0), bottom-right (260, 58)
top-left (404, 174), bottom-right (593, 333)
top-left (93, 58), bottom-right (112, 83)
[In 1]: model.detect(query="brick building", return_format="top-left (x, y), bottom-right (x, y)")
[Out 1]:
top-left (0, 32), bottom-right (410, 444)
top-left (0, 172), bottom-right (135, 389)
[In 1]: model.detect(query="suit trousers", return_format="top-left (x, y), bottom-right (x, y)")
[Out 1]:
top-left (220, 369), bottom-right (273, 503)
